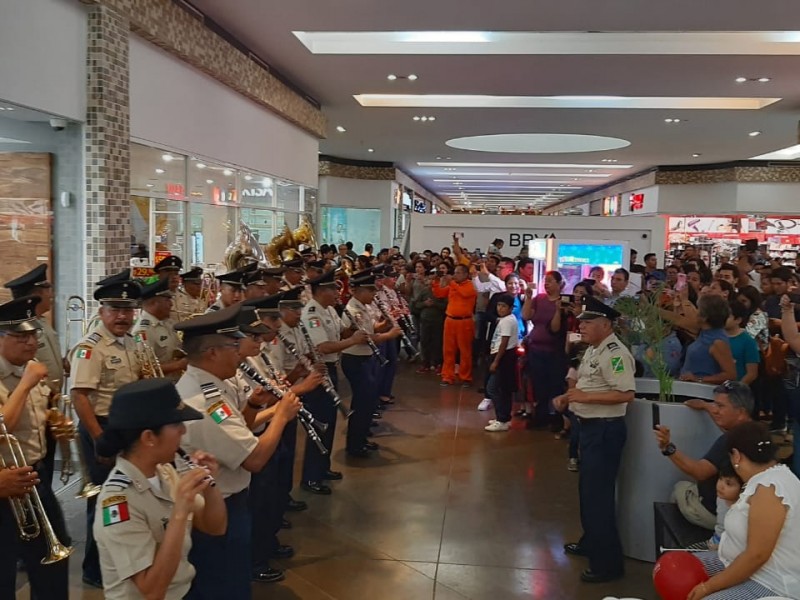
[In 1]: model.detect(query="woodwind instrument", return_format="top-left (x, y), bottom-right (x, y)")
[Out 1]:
top-left (341, 307), bottom-right (388, 366)
top-left (375, 297), bottom-right (419, 359)
top-left (295, 322), bottom-right (353, 418)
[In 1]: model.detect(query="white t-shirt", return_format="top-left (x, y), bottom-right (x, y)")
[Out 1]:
top-left (490, 314), bottom-right (519, 355)
top-left (718, 464), bottom-right (800, 598)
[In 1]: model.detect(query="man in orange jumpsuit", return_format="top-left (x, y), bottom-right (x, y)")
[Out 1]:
top-left (432, 264), bottom-right (477, 386)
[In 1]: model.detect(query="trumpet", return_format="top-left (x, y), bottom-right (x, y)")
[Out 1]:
top-left (0, 413), bottom-right (73, 563)
top-left (48, 391), bottom-right (101, 498)
top-left (133, 333), bottom-right (165, 379)
top-left (297, 321), bottom-right (353, 419)
top-left (238, 360), bottom-right (329, 455)
top-left (342, 307), bottom-right (389, 366)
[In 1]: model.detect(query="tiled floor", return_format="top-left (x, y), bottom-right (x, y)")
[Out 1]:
top-left (17, 363), bottom-right (658, 599)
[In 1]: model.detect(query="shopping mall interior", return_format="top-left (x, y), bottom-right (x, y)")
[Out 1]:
top-left (3, 1), bottom-right (800, 599)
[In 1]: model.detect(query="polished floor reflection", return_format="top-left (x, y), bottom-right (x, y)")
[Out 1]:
top-left (19, 363), bottom-right (655, 599)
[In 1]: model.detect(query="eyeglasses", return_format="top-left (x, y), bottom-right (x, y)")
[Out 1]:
top-left (1, 330), bottom-right (43, 342)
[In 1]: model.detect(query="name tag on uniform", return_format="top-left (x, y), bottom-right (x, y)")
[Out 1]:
top-left (109, 356), bottom-right (122, 365)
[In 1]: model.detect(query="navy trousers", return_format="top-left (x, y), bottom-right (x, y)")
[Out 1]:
top-left (577, 417), bottom-right (627, 576)
top-left (78, 418), bottom-right (111, 583)
top-left (342, 354), bottom-right (377, 452)
top-left (377, 339), bottom-right (398, 399)
top-left (301, 365), bottom-right (339, 481)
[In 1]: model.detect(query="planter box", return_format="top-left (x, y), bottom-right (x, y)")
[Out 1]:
top-left (617, 378), bottom-right (720, 563)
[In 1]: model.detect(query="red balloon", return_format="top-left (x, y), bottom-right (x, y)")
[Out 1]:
top-left (653, 552), bottom-right (709, 600)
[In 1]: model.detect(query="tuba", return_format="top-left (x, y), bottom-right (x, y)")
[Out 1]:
top-left (224, 222), bottom-right (268, 271)
top-left (264, 224), bottom-right (296, 266)
top-left (292, 215), bottom-right (317, 251)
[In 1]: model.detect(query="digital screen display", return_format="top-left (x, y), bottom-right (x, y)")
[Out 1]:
top-left (413, 200), bottom-right (427, 213)
top-left (555, 243), bottom-right (626, 293)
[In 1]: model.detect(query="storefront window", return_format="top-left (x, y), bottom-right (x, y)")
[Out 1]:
top-left (240, 174), bottom-right (274, 207)
top-left (240, 207), bottom-right (276, 246)
top-left (276, 181), bottom-right (301, 212)
top-left (321, 206), bottom-right (380, 250)
top-left (189, 202), bottom-right (236, 268)
top-left (187, 158), bottom-right (238, 205)
top-left (131, 144), bottom-right (187, 199)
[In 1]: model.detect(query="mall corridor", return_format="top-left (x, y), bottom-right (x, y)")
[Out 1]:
top-left (17, 363), bottom-right (655, 600)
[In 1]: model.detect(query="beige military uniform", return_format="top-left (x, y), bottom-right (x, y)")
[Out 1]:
top-left (342, 297), bottom-right (375, 357)
top-left (204, 300), bottom-right (223, 314)
top-left (35, 319), bottom-right (64, 393)
top-left (268, 322), bottom-right (309, 374)
top-left (70, 325), bottom-right (141, 417)
top-left (93, 457), bottom-right (195, 600)
top-left (573, 333), bottom-right (636, 419)
top-left (172, 288), bottom-right (206, 322)
top-left (132, 310), bottom-right (181, 382)
top-left (176, 366), bottom-right (257, 497)
top-left (0, 356), bottom-right (49, 464)
top-left (302, 298), bottom-right (343, 363)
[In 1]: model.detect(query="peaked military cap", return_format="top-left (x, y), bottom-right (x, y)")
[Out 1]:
top-left (154, 255), bottom-right (183, 272)
top-left (180, 266), bottom-right (203, 282)
top-left (278, 286), bottom-right (304, 308)
top-left (93, 281), bottom-right (142, 307)
top-left (351, 273), bottom-right (377, 288)
top-left (577, 295), bottom-right (621, 321)
top-left (215, 270), bottom-right (245, 288)
top-left (0, 296), bottom-right (42, 332)
top-left (174, 304), bottom-right (245, 339)
top-left (243, 270), bottom-right (267, 287)
top-left (105, 379), bottom-right (203, 431)
top-left (95, 269), bottom-right (131, 287)
top-left (238, 306), bottom-right (270, 335)
top-left (4, 264), bottom-right (51, 298)
top-left (282, 258), bottom-right (305, 271)
top-left (308, 270), bottom-right (337, 289)
top-left (140, 277), bottom-right (173, 301)
top-left (243, 292), bottom-right (281, 317)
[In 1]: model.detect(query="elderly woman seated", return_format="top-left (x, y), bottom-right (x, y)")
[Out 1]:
top-left (687, 422), bottom-right (800, 600)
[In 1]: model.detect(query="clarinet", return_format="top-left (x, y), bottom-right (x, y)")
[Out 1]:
top-left (375, 298), bottom-right (419, 359)
top-left (342, 307), bottom-right (389, 366)
top-left (278, 329), bottom-right (348, 417)
top-left (176, 447), bottom-right (216, 487)
top-left (397, 295), bottom-right (417, 336)
top-left (238, 361), bottom-right (329, 456)
top-left (239, 360), bottom-right (328, 434)
top-left (297, 321), bottom-right (353, 419)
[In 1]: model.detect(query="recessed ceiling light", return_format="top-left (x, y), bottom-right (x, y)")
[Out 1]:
top-left (196, 163), bottom-right (206, 169)
top-left (155, 168), bottom-right (165, 174)
top-left (387, 74), bottom-right (397, 80)
top-left (436, 156), bottom-right (442, 159)
top-left (0, 108), bottom-right (5, 111)
top-left (223, 169), bottom-right (233, 176)
top-left (749, 130), bottom-right (761, 136)
top-left (735, 76), bottom-right (748, 83)
top-left (367, 148), bottom-right (375, 152)
top-left (692, 153), bottom-right (702, 157)
top-left (244, 175), bottom-right (253, 181)
top-left (407, 74), bottom-right (418, 81)
top-left (758, 77), bottom-right (771, 82)
top-left (413, 116), bottom-right (421, 121)
top-left (162, 154), bottom-right (174, 162)
top-left (206, 179), bottom-right (214, 184)
top-left (336, 125), bottom-right (346, 132)
top-left (4, 107), bottom-right (13, 111)
top-left (146, 183), bottom-right (154, 188)
top-left (664, 118), bottom-right (682, 123)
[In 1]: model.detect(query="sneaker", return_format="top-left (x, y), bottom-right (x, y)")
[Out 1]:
top-left (568, 458), bottom-right (579, 472)
top-left (477, 398), bottom-right (492, 411)
top-left (485, 420), bottom-right (510, 432)
top-left (440, 380), bottom-right (453, 387)
top-left (415, 366), bottom-right (430, 374)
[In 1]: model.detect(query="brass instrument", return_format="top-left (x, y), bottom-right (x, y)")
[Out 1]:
top-left (224, 222), bottom-right (268, 271)
top-left (199, 270), bottom-right (220, 309)
top-left (133, 333), bottom-right (165, 379)
top-left (292, 215), bottom-right (318, 251)
top-left (0, 413), bottom-right (73, 563)
top-left (264, 225), bottom-right (296, 266)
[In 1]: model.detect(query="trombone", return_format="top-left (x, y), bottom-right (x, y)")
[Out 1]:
top-left (56, 295), bottom-right (101, 498)
top-left (0, 413), bottom-right (73, 563)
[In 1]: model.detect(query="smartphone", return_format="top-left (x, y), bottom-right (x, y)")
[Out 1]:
top-left (560, 294), bottom-right (575, 306)
top-left (652, 403), bottom-right (661, 431)
top-left (675, 273), bottom-right (687, 292)
top-left (568, 332), bottom-right (582, 343)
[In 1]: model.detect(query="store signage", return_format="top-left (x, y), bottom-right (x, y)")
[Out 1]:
top-left (508, 232), bottom-right (557, 247)
top-left (629, 193), bottom-right (644, 211)
top-left (242, 188), bottom-right (270, 198)
top-left (166, 183), bottom-right (185, 200)
top-left (602, 195), bottom-right (621, 216)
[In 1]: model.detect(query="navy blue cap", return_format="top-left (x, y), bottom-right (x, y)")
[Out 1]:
top-left (0, 296), bottom-right (42, 332)
top-left (95, 269), bottom-right (131, 287)
top-left (180, 266), bottom-right (203, 282)
top-left (279, 286), bottom-right (304, 308)
top-left (238, 306), bottom-right (270, 334)
top-left (93, 281), bottom-right (142, 306)
top-left (154, 255), bottom-right (183, 272)
top-left (140, 277), bottom-right (173, 301)
top-left (282, 258), bottom-right (305, 271)
top-left (243, 270), bottom-right (267, 287)
top-left (307, 259), bottom-right (327, 271)
top-left (308, 270), bottom-right (337, 289)
top-left (351, 274), bottom-right (377, 288)
top-left (174, 304), bottom-right (245, 339)
top-left (243, 292), bottom-right (281, 317)
top-left (300, 247), bottom-right (315, 256)
top-left (215, 270), bottom-right (245, 288)
top-left (238, 261), bottom-right (260, 274)
top-left (4, 264), bottom-right (50, 297)
top-left (577, 295), bottom-right (621, 321)
top-left (105, 379), bottom-right (203, 431)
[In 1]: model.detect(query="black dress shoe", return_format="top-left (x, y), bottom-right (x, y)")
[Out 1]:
top-left (323, 470), bottom-right (343, 480)
top-left (301, 480), bottom-right (332, 495)
top-left (580, 568), bottom-right (623, 583)
top-left (563, 543), bottom-right (587, 557)
top-left (271, 544), bottom-right (295, 559)
top-left (280, 517), bottom-right (292, 529)
top-left (286, 498), bottom-right (308, 512)
top-left (346, 447), bottom-right (372, 458)
top-left (372, 411), bottom-right (383, 419)
top-left (252, 567), bottom-right (285, 583)
top-left (364, 441), bottom-right (379, 451)
top-left (82, 575), bottom-right (103, 589)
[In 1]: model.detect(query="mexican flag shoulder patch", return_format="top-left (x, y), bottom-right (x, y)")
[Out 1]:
top-left (76, 347), bottom-right (92, 360)
top-left (207, 400), bottom-right (232, 424)
top-left (610, 356), bottom-right (625, 374)
top-left (309, 317), bottom-right (322, 329)
top-left (101, 495), bottom-right (130, 526)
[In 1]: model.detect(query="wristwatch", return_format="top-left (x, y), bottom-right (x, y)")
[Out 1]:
top-left (662, 443), bottom-right (677, 457)
top-left (247, 400), bottom-right (266, 410)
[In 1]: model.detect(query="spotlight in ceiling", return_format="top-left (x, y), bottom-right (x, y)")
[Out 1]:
top-left (196, 163), bottom-right (206, 169)
top-left (155, 168), bottom-right (165, 174)
top-left (387, 74), bottom-right (398, 80)
top-left (758, 77), bottom-right (771, 83)
top-left (664, 118), bottom-right (682, 123)
top-left (223, 169), bottom-right (233, 176)
top-left (146, 183), bottom-right (154, 188)
top-left (205, 179), bottom-right (214, 184)
top-left (407, 74), bottom-right (418, 81)
top-left (748, 131), bottom-right (762, 137)
top-left (735, 76), bottom-right (748, 83)
top-left (601, 158), bottom-right (619, 163)
top-left (692, 153), bottom-right (702, 157)
top-left (162, 154), bottom-right (174, 162)
top-left (336, 125), bottom-right (346, 132)
top-left (368, 148), bottom-right (375, 152)
top-left (414, 115), bottom-right (436, 122)
top-left (244, 175), bottom-right (253, 181)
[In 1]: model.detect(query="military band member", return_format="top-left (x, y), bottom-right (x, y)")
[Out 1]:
top-left (0, 296), bottom-right (70, 599)
top-left (243, 269), bottom-right (269, 301)
top-left (280, 258), bottom-right (305, 291)
top-left (133, 278), bottom-right (187, 382)
top-left (261, 267), bottom-right (285, 296)
top-left (206, 270), bottom-right (245, 312)
top-left (175, 305), bottom-right (300, 598)
top-left (375, 268), bottom-right (402, 407)
top-left (173, 267), bottom-right (206, 321)
top-left (93, 379), bottom-right (226, 600)
top-left (86, 269), bottom-right (133, 332)
top-left (305, 259), bottom-right (327, 280)
top-left (300, 270), bottom-right (367, 493)
top-left (341, 274), bottom-right (401, 458)
top-left (558, 296), bottom-right (635, 584)
top-left (71, 280), bottom-right (143, 588)
top-left (154, 255), bottom-right (183, 295)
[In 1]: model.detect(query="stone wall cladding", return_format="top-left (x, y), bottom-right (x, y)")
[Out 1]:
top-left (318, 161), bottom-right (396, 181)
top-left (95, 0), bottom-right (326, 139)
top-left (84, 3), bottom-right (131, 306)
top-left (655, 165), bottom-right (800, 185)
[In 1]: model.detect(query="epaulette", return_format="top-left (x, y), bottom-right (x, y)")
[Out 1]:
top-left (200, 381), bottom-right (223, 403)
top-left (138, 319), bottom-right (152, 327)
top-left (606, 341), bottom-right (620, 351)
top-left (105, 470), bottom-right (132, 489)
top-left (83, 332), bottom-right (102, 347)
top-left (308, 305), bottom-right (316, 313)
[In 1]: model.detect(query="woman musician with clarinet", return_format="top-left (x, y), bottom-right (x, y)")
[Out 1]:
top-left (341, 272), bottom-right (402, 459)
top-left (300, 270), bottom-right (368, 493)
top-left (93, 378), bottom-right (226, 600)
